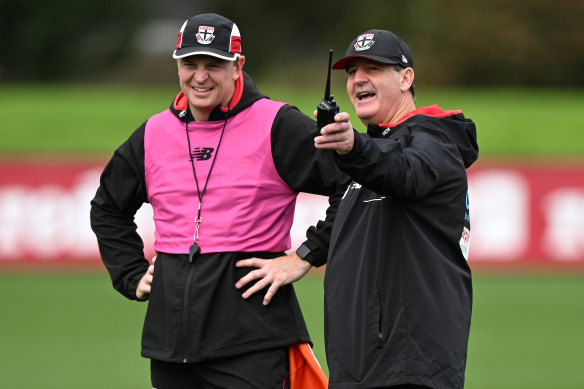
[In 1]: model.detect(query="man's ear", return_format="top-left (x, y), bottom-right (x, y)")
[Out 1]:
top-left (401, 67), bottom-right (414, 92)
top-left (234, 55), bottom-right (246, 79)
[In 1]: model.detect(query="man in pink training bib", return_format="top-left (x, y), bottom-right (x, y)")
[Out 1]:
top-left (91, 13), bottom-right (346, 388)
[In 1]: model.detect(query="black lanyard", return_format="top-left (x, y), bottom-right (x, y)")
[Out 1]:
top-left (184, 111), bottom-right (229, 262)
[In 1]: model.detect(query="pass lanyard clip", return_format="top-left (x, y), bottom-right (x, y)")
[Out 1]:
top-left (189, 204), bottom-right (202, 262)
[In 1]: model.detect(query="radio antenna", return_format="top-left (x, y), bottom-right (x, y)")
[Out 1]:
top-left (324, 49), bottom-right (333, 99)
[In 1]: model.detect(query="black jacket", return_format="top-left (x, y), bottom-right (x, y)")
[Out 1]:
top-left (90, 72), bottom-right (348, 362)
top-left (324, 105), bottom-right (478, 389)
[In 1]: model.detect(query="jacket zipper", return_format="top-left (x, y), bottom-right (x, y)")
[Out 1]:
top-left (182, 258), bottom-right (195, 363)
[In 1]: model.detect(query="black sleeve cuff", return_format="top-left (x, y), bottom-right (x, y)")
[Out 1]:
top-left (296, 242), bottom-right (327, 267)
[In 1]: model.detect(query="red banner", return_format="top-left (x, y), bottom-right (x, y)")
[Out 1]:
top-left (467, 163), bottom-right (584, 266)
top-left (1, 160), bottom-right (583, 267)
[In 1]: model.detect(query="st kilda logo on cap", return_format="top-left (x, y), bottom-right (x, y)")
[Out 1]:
top-left (196, 26), bottom-right (215, 45)
top-left (354, 34), bottom-right (374, 51)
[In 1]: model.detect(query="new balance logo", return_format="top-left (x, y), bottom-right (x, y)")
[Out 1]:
top-left (190, 147), bottom-right (215, 161)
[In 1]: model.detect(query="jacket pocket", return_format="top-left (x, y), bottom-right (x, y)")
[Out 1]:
top-left (368, 288), bottom-right (384, 348)
top-left (141, 254), bottom-right (185, 358)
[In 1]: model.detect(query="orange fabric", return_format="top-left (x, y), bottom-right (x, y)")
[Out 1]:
top-left (219, 73), bottom-right (244, 112)
top-left (288, 343), bottom-right (328, 389)
top-left (173, 90), bottom-right (189, 111)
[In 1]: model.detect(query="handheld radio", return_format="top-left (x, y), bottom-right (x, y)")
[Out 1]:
top-left (316, 49), bottom-right (339, 131)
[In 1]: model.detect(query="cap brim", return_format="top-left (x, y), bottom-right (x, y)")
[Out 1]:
top-left (173, 47), bottom-right (239, 61)
top-left (332, 55), bottom-right (401, 70)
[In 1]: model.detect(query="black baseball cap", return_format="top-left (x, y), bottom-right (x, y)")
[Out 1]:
top-left (173, 13), bottom-right (242, 61)
top-left (332, 29), bottom-right (413, 70)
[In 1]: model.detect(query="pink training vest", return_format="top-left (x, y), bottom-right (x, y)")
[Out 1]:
top-left (144, 99), bottom-right (298, 254)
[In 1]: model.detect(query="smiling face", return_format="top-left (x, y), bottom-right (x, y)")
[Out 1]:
top-left (177, 55), bottom-right (245, 121)
top-left (345, 58), bottom-right (414, 125)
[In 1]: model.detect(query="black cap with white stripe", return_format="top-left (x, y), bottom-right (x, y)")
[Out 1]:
top-left (173, 13), bottom-right (242, 61)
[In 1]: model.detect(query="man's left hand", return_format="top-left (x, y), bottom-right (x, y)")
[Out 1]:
top-left (235, 252), bottom-right (312, 305)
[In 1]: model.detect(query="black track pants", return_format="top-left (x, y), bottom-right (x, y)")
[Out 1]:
top-left (151, 347), bottom-right (289, 389)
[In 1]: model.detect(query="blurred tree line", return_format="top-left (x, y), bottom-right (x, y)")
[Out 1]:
top-left (0, 0), bottom-right (151, 81)
top-left (2, 0), bottom-right (583, 87)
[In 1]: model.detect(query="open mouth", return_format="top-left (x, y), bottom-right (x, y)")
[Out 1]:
top-left (193, 87), bottom-right (212, 92)
top-left (357, 92), bottom-right (376, 101)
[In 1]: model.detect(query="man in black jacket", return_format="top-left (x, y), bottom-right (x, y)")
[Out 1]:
top-left (315, 29), bottom-right (479, 389)
top-left (240, 29), bottom-right (478, 389)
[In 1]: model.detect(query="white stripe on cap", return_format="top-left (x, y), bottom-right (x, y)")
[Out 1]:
top-left (177, 20), bottom-right (188, 49)
top-left (173, 50), bottom-right (240, 61)
top-left (230, 23), bottom-right (241, 52)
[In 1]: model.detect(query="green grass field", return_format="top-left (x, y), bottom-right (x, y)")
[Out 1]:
top-left (1, 84), bottom-right (584, 388)
top-left (1, 272), bottom-right (584, 388)
top-left (1, 84), bottom-right (584, 158)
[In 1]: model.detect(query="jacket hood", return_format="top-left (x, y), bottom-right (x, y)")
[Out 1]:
top-left (169, 71), bottom-right (267, 122)
top-left (378, 104), bottom-right (479, 168)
